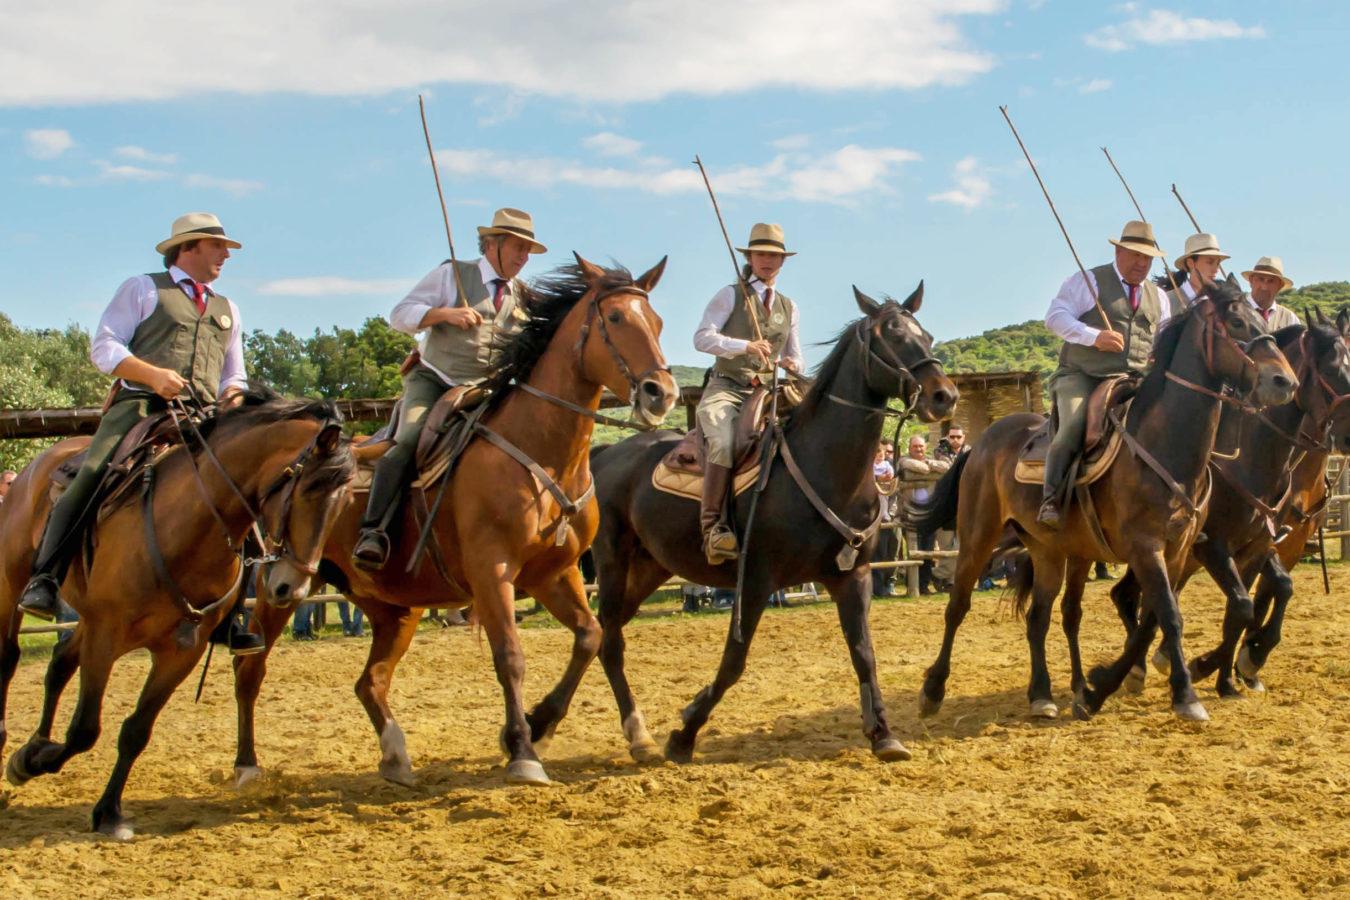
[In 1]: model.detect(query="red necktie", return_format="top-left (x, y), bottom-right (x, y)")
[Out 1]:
top-left (1260, 307), bottom-right (1271, 323)
top-left (762, 286), bottom-right (774, 319)
top-left (491, 278), bottom-right (506, 314)
top-left (186, 279), bottom-right (207, 315)
top-left (1127, 283), bottom-right (1139, 312)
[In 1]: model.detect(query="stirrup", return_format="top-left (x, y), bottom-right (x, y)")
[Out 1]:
top-left (703, 526), bottom-right (739, 565)
top-left (1036, 495), bottom-right (1062, 530)
top-left (17, 574), bottom-right (62, 622)
top-left (351, 529), bottom-right (391, 572)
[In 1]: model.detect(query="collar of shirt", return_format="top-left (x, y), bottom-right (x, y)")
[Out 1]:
top-left (168, 264), bottom-right (214, 296)
top-left (1181, 280), bottom-right (1198, 301)
top-left (746, 277), bottom-right (775, 301)
top-left (1111, 261), bottom-right (1141, 296)
top-left (1246, 294), bottom-right (1280, 316)
top-left (478, 256), bottom-right (510, 294)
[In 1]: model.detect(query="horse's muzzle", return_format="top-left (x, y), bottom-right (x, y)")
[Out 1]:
top-left (265, 562), bottom-right (315, 608)
top-left (633, 375), bottom-right (678, 428)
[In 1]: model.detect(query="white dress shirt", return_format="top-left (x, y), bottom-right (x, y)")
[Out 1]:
top-left (89, 265), bottom-right (246, 393)
top-left (693, 278), bottom-right (805, 371)
top-left (389, 256), bottom-right (513, 385)
top-left (1044, 263), bottom-right (1172, 347)
top-left (1246, 294), bottom-right (1299, 331)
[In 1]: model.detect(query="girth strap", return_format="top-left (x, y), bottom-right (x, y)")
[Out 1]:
top-left (775, 426), bottom-right (883, 569)
top-left (473, 422), bottom-right (596, 546)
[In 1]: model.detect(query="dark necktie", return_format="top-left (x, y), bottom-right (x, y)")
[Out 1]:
top-left (762, 286), bottom-right (774, 319)
top-left (1126, 282), bottom-right (1139, 312)
top-left (184, 279), bottom-right (207, 315)
top-left (491, 278), bottom-right (506, 314)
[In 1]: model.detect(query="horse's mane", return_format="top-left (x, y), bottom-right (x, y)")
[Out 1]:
top-left (1132, 280), bottom-right (1245, 413)
top-left (784, 316), bottom-right (864, 426)
top-left (481, 262), bottom-right (636, 401)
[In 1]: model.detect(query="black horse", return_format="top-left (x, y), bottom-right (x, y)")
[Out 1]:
top-left (570, 284), bottom-right (957, 764)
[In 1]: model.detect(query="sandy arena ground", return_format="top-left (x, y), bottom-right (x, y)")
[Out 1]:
top-left (2, 566), bottom-right (1349, 898)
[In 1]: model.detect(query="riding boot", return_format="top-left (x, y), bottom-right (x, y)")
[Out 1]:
top-left (352, 444), bottom-right (416, 571)
top-left (1037, 444), bottom-right (1073, 531)
top-left (17, 484), bottom-right (95, 621)
top-left (700, 463), bottom-right (738, 565)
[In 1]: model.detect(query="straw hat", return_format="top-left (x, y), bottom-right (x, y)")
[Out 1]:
top-left (1242, 256), bottom-right (1294, 292)
top-left (155, 212), bottom-right (242, 255)
top-left (1173, 232), bottom-right (1229, 271)
top-left (736, 222), bottom-right (796, 256)
top-left (476, 208), bottom-right (547, 254)
top-left (1108, 220), bottom-right (1165, 259)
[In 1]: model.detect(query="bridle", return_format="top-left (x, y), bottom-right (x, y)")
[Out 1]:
top-left (1257, 329), bottom-right (1350, 453)
top-left (1163, 295), bottom-right (1275, 414)
top-left (828, 310), bottom-right (943, 427)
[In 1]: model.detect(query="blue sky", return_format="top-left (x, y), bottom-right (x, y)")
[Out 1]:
top-left (3, 1), bottom-right (1344, 368)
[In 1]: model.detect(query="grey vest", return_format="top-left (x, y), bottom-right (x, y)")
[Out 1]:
top-left (125, 272), bottom-right (234, 403)
top-left (711, 283), bottom-right (795, 387)
top-left (419, 260), bottom-right (526, 384)
top-left (1167, 286), bottom-right (1190, 317)
top-left (1058, 264), bottom-right (1162, 378)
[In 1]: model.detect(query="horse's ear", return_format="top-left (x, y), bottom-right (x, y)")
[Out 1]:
top-left (572, 252), bottom-right (607, 285)
top-left (634, 256), bottom-right (667, 294)
top-left (902, 280), bottom-right (925, 314)
top-left (1225, 272), bottom-right (1241, 290)
top-left (853, 285), bottom-right (882, 317)
top-left (1315, 305), bottom-right (1331, 327)
top-left (1337, 305), bottom-right (1350, 337)
top-left (317, 422), bottom-right (343, 455)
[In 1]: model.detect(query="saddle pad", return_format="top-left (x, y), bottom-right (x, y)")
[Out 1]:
top-left (652, 461), bottom-right (760, 500)
top-left (1015, 428), bottom-right (1124, 486)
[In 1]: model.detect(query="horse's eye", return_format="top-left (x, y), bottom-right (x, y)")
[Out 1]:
top-left (607, 311), bottom-right (622, 324)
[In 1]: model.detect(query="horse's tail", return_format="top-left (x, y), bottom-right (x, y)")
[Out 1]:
top-left (1005, 546), bottom-right (1034, 620)
top-left (904, 449), bottom-right (970, 533)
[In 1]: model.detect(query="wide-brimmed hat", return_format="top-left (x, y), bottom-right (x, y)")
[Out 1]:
top-left (736, 222), bottom-right (796, 256)
top-left (1108, 220), bottom-right (1165, 259)
top-left (1173, 232), bottom-right (1229, 271)
top-left (1242, 256), bottom-right (1294, 292)
top-left (476, 207), bottom-right (547, 254)
top-left (155, 212), bottom-right (242, 255)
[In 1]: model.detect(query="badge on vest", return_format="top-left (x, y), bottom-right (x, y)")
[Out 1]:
top-left (511, 306), bottom-right (530, 323)
top-left (219, 315), bottom-right (232, 328)
top-left (771, 313), bottom-right (783, 325)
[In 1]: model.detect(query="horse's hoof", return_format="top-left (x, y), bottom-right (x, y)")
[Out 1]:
top-left (5, 751), bottom-right (32, 787)
top-left (1151, 648), bottom-right (1171, 676)
top-left (233, 766), bottom-right (264, 789)
top-left (379, 762), bottom-right (418, 788)
top-left (1236, 646), bottom-right (1260, 680)
top-left (96, 819), bottom-right (135, 842)
top-left (1172, 700), bottom-right (1210, 722)
top-left (1071, 700), bottom-right (1092, 721)
top-left (1123, 666), bottom-right (1147, 694)
top-left (505, 759), bottom-right (550, 786)
top-left (629, 740), bottom-right (662, 764)
top-left (1217, 681), bottom-right (1244, 701)
top-left (871, 738), bottom-right (911, 762)
top-left (917, 690), bottom-right (943, 718)
top-left (1241, 674), bottom-right (1267, 693)
top-left (1029, 699), bottom-right (1059, 720)
top-left (664, 733), bottom-right (694, 765)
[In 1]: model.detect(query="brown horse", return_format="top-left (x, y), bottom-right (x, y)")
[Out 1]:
top-left (233, 255), bottom-right (678, 787)
top-left (911, 281), bottom-right (1297, 724)
top-left (0, 390), bottom-right (354, 838)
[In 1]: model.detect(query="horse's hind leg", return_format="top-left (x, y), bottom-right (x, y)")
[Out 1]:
top-left (1187, 543), bottom-right (1255, 699)
top-left (1238, 554), bottom-right (1294, 692)
top-left (7, 635), bottom-right (115, 788)
top-left (597, 547), bottom-right (669, 762)
top-left (1109, 569), bottom-right (1149, 693)
top-left (0, 610), bottom-right (19, 759)
top-left (823, 565), bottom-right (909, 761)
top-left (521, 565), bottom-right (601, 750)
top-left (353, 601), bottom-right (421, 787)
top-left (232, 598), bottom-right (292, 787)
top-left (1024, 547), bottom-right (1066, 719)
top-left (665, 574), bottom-right (771, 764)
top-left (90, 641), bottom-right (207, 839)
top-left (1061, 557), bottom-right (1092, 717)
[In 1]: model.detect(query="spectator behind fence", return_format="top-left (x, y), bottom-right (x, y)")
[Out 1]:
top-left (872, 442), bottom-right (900, 597)
top-left (931, 425), bottom-right (969, 592)
top-left (898, 435), bottom-right (950, 595)
top-left (0, 469), bottom-right (17, 504)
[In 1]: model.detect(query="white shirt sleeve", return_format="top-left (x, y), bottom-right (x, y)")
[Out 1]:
top-left (218, 298), bottom-right (247, 393)
top-left (781, 302), bottom-right (805, 371)
top-left (1044, 270), bottom-right (1103, 347)
top-left (389, 264), bottom-right (452, 335)
top-left (692, 285), bottom-right (751, 359)
top-left (89, 275), bottom-right (157, 375)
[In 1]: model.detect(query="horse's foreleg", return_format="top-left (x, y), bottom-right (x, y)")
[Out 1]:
top-left (1134, 550), bottom-right (1204, 720)
top-left (1061, 557), bottom-right (1091, 717)
top-left (1239, 554), bottom-right (1294, 691)
top-left (232, 599), bottom-right (291, 787)
top-left (919, 516), bottom-right (1001, 717)
top-left (1024, 549), bottom-right (1066, 719)
top-left (353, 602), bottom-right (421, 787)
top-left (597, 549), bottom-right (667, 762)
top-left (521, 565), bottom-right (601, 750)
top-left (7, 635), bottom-right (115, 788)
top-left (470, 568), bottom-right (547, 785)
top-left (825, 565), bottom-right (909, 761)
top-left (0, 611), bottom-right (19, 759)
top-left (1189, 541), bottom-right (1254, 698)
top-left (90, 643), bottom-right (206, 840)
top-left (1108, 569), bottom-right (1151, 693)
top-left (665, 577), bottom-right (771, 764)
top-left (34, 626), bottom-right (83, 742)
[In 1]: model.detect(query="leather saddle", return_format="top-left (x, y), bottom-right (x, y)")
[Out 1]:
top-left (49, 410), bottom-right (181, 519)
top-left (352, 383), bottom-right (489, 490)
top-left (652, 385), bottom-right (770, 500)
top-left (1014, 373), bottom-right (1139, 486)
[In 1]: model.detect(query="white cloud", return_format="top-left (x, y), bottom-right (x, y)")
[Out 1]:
top-left (0, 1), bottom-right (1002, 106)
top-left (23, 128), bottom-right (74, 158)
top-left (115, 145), bottom-right (177, 164)
top-left (928, 156), bottom-right (991, 209)
top-left (1079, 78), bottom-right (1113, 94)
top-left (435, 143), bottom-right (919, 205)
top-left (95, 160), bottom-right (170, 182)
top-left (771, 134), bottom-right (811, 151)
top-left (258, 277), bottom-right (412, 297)
top-left (33, 174), bottom-right (76, 187)
top-left (182, 174), bottom-right (264, 196)
top-left (1086, 9), bottom-right (1265, 51)
top-left (583, 132), bottom-right (643, 157)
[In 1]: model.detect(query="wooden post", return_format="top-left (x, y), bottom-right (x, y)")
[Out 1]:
top-left (1340, 462), bottom-right (1349, 562)
top-left (903, 531), bottom-right (919, 598)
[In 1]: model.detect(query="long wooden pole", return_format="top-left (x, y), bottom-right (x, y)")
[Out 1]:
top-left (1170, 183), bottom-right (1229, 278)
top-left (999, 106), bottom-right (1114, 334)
top-left (1101, 147), bottom-right (1185, 300)
top-left (418, 94), bottom-right (468, 308)
top-left (692, 155), bottom-right (765, 343)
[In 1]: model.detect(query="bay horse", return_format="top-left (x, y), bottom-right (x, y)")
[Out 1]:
top-left (233, 255), bottom-right (678, 787)
top-left (911, 281), bottom-right (1297, 724)
top-left (0, 389), bottom-right (354, 838)
top-left (1109, 310), bottom-right (1350, 696)
top-left (586, 284), bottom-right (957, 764)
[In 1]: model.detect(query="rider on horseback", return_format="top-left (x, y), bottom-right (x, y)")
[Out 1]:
top-left (692, 223), bottom-right (803, 564)
top-left (18, 213), bottom-right (259, 652)
top-left (1163, 232), bottom-right (1229, 315)
top-left (1038, 220), bottom-right (1170, 529)
top-left (351, 208), bottom-right (546, 571)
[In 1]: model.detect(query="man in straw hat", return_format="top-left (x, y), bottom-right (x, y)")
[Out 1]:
top-left (1163, 232), bottom-right (1229, 314)
top-left (351, 207), bottom-right (546, 571)
top-left (692, 222), bottom-right (805, 564)
top-left (1243, 256), bottom-right (1299, 330)
top-left (18, 213), bottom-right (260, 652)
top-left (1038, 220), bottom-right (1171, 529)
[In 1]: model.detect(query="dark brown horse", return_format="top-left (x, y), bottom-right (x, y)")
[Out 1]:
top-left (587, 285), bottom-right (957, 763)
top-left (911, 282), bottom-right (1297, 724)
top-left (233, 256), bottom-right (678, 787)
top-left (0, 390), bottom-right (354, 838)
top-left (1111, 310), bottom-right (1350, 696)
